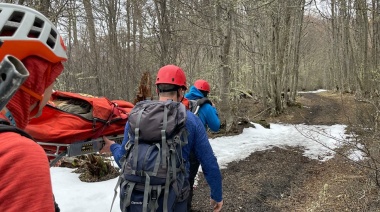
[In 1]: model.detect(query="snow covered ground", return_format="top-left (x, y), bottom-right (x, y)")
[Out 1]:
top-left (52, 121), bottom-right (362, 212)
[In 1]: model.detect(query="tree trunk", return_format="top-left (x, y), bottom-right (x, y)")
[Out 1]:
top-left (154, 0), bottom-right (171, 66)
top-left (83, 0), bottom-right (102, 96)
top-left (216, 1), bottom-right (234, 132)
top-left (290, 0), bottom-right (305, 102)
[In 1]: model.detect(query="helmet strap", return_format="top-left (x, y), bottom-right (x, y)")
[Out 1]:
top-left (19, 64), bottom-right (51, 114)
top-left (20, 85), bottom-right (43, 101)
top-left (179, 96), bottom-right (185, 103)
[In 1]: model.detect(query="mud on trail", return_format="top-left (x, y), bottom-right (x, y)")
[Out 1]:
top-left (191, 91), bottom-right (376, 211)
top-left (265, 91), bottom-right (361, 126)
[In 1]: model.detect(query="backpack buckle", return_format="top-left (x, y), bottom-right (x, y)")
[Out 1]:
top-left (151, 189), bottom-right (157, 200)
top-left (173, 136), bottom-right (181, 144)
top-left (136, 170), bottom-right (145, 176)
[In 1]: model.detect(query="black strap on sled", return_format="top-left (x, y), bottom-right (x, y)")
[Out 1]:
top-left (0, 119), bottom-right (33, 139)
top-left (0, 119), bottom-right (66, 167)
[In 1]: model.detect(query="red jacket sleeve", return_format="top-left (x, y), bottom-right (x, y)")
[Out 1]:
top-left (0, 132), bottom-right (55, 212)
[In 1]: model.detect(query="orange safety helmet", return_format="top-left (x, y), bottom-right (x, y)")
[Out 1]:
top-left (155, 64), bottom-right (187, 89)
top-left (194, 79), bottom-right (210, 92)
top-left (0, 3), bottom-right (67, 63)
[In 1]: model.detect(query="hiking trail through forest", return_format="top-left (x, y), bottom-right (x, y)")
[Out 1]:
top-left (191, 90), bottom-right (375, 211)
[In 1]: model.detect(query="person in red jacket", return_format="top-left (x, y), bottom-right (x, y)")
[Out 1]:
top-left (0, 3), bottom-right (67, 212)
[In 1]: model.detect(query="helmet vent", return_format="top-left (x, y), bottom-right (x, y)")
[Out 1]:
top-left (33, 17), bottom-right (44, 28)
top-left (9, 11), bottom-right (24, 23)
top-left (46, 28), bottom-right (57, 49)
top-left (1, 11), bottom-right (25, 36)
top-left (28, 17), bottom-right (44, 38)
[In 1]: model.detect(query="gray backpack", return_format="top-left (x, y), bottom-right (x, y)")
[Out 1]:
top-left (112, 100), bottom-right (188, 212)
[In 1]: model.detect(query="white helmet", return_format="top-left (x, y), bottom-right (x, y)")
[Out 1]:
top-left (0, 3), bottom-right (67, 63)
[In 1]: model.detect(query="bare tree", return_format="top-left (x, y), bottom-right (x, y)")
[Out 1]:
top-left (215, 0), bottom-right (234, 131)
top-left (82, 0), bottom-right (102, 96)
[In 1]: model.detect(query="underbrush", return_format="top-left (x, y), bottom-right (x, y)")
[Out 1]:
top-left (59, 154), bottom-right (119, 182)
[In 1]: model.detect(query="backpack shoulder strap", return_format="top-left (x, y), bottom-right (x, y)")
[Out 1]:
top-left (190, 97), bottom-right (212, 115)
top-left (196, 97), bottom-right (212, 107)
top-left (0, 119), bottom-right (33, 139)
top-left (188, 99), bottom-right (198, 114)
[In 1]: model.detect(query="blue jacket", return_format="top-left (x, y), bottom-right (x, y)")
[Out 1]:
top-left (185, 86), bottom-right (220, 132)
top-left (110, 110), bottom-right (223, 202)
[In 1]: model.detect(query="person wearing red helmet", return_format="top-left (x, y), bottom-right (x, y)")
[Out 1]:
top-left (186, 79), bottom-right (220, 131)
top-left (101, 64), bottom-right (223, 212)
top-left (194, 79), bottom-right (211, 93)
top-left (184, 79), bottom-right (220, 210)
top-left (0, 3), bottom-right (67, 212)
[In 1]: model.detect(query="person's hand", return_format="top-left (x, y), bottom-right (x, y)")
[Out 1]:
top-left (210, 198), bottom-right (223, 212)
top-left (99, 136), bottom-right (115, 154)
top-left (53, 159), bottom-right (62, 167)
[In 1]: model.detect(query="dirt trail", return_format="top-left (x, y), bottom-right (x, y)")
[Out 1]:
top-left (191, 91), bottom-right (370, 211)
top-left (266, 91), bottom-right (358, 125)
top-left (193, 147), bottom-right (319, 212)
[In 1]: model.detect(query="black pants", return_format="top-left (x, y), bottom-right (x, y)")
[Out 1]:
top-left (187, 151), bottom-right (200, 211)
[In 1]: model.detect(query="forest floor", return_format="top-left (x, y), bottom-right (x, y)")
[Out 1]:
top-left (191, 90), bottom-right (380, 212)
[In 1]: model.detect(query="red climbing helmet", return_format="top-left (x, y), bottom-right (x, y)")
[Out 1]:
top-left (155, 64), bottom-right (187, 89)
top-left (194, 79), bottom-right (210, 92)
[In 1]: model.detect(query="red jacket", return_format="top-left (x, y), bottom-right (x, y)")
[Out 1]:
top-left (0, 131), bottom-right (55, 212)
top-left (181, 97), bottom-right (191, 110)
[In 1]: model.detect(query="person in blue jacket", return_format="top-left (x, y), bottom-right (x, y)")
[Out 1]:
top-left (185, 79), bottom-right (220, 132)
top-left (184, 79), bottom-right (221, 211)
top-left (101, 65), bottom-right (223, 212)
